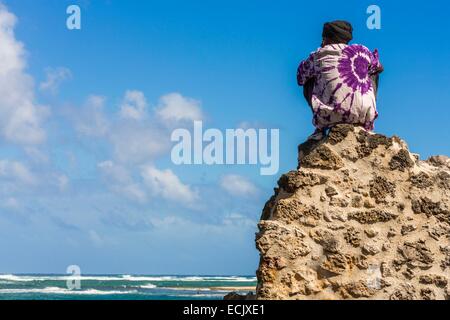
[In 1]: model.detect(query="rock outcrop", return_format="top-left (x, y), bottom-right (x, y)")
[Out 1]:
top-left (256, 125), bottom-right (450, 300)
top-left (224, 292), bottom-right (256, 300)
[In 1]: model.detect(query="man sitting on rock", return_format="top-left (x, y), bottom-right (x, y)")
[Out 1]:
top-left (297, 20), bottom-right (384, 140)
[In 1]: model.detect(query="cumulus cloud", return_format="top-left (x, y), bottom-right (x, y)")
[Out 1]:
top-left (55, 174), bottom-right (69, 191)
top-left (149, 213), bottom-right (256, 232)
top-left (98, 161), bottom-right (200, 207)
top-left (109, 122), bottom-right (169, 164)
top-left (156, 93), bottom-right (203, 125)
top-left (98, 159), bottom-right (200, 206)
top-left (39, 67), bottom-right (72, 94)
top-left (88, 230), bottom-right (105, 247)
top-left (141, 165), bottom-right (198, 205)
top-left (75, 95), bottom-right (110, 137)
top-left (73, 91), bottom-right (205, 205)
top-left (119, 90), bottom-right (148, 120)
top-left (0, 5), bottom-right (48, 145)
top-left (98, 160), bottom-right (147, 203)
top-left (220, 174), bottom-right (259, 197)
top-left (222, 212), bottom-right (257, 227)
top-left (2, 197), bottom-right (21, 210)
top-left (119, 183), bottom-right (148, 203)
top-left (0, 159), bottom-right (36, 185)
top-left (73, 91), bottom-right (171, 164)
top-left (24, 147), bottom-right (49, 164)
top-left (98, 160), bottom-right (131, 184)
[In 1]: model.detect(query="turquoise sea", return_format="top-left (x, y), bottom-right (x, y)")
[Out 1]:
top-left (0, 274), bottom-right (257, 300)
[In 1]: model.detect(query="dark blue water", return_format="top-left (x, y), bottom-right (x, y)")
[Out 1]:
top-left (0, 274), bottom-right (257, 300)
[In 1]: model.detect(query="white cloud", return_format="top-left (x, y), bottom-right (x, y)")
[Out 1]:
top-left (24, 147), bottom-right (49, 164)
top-left (222, 212), bottom-right (256, 227)
top-left (148, 214), bottom-right (256, 232)
top-left (55, 174), bottom-right (69, 191)
top-left (40, 67), bottom-right (72, 94)
top-left (75, 95), bottom-right (110, 137)
top-left (110, 123), bottom-right (169, 164)
top-left (73, 91), bottom-right (203, 165)
top-left (156, 92), bottom-right (203, 125)
top-left (72, 92), bottom-right (205, 204)
top-left (88, 230), bottom-right (105, 247)
top-left (141, 165), bottom-right (198, 205)
top-left (98, 160), bottom-right (131, 184)
top-left (0, 4), bottom-right (48, 144)
top-left (98, 160), bottom-right (199, 205)
top-left (119, 183), bottom-right (147, 203)
top-left (73, 91), bottom-right (170, 164)
top-left (220, 174), bottom-right (259, 197)
top-left (98, 160), bottom-right (147, 203)
top-left (119, 90), bottom-right (148, 120)
top-left (0, 159), bottom-right (36, 185)
top-left (2, 197), bottom-right (21, 211)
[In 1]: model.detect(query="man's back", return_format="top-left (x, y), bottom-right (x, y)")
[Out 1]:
top-left (298, 43), bottom-right (383, 131)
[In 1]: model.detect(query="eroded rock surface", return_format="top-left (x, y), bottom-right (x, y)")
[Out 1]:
top-left (256, 125), bottom-right (450, 300)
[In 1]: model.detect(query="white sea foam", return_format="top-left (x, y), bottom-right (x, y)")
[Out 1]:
top-left (0, 274), bottom-right (256, 283)
top-left (0, 274), bottom-right (36, 282)
top-left (121, 276), bottom-right (256, 282)
top-left (139, 283), bottom-right (157, 289)
top-left (0, 287), bottom-right (138, 295)
top-left (161, 287), bottom-right (231, 293)
top-left (0, 274), bottom-right (113, 282)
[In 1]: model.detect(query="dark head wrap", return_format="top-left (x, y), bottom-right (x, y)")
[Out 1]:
top-left (322, 20), bottom-right (353, 44)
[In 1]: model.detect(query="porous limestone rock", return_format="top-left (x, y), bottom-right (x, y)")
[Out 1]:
top-left (255, 124), bottom-right (449, 300)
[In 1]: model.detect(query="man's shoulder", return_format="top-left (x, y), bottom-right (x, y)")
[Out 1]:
top-left (346, 43), bottom-right (373, 54)
top-left (306, 46), bottom-right (322, 57)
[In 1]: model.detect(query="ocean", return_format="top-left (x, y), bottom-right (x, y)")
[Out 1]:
top-left (0, 274), bottom-right (257, 300)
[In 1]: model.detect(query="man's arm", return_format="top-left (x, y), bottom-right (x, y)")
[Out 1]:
top-left (369, 49), bottom-right (383, 99)
top-left (297, 52), bottom-right (317, 108)
top-left (297, 53), bottom-right (316, 86)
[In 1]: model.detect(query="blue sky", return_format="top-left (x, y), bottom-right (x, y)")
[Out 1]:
top-left (0, 0), bottom-right (449, 275)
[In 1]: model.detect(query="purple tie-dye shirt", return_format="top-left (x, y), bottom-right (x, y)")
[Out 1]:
top-left (297, 44), bottom-right (383, 130)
